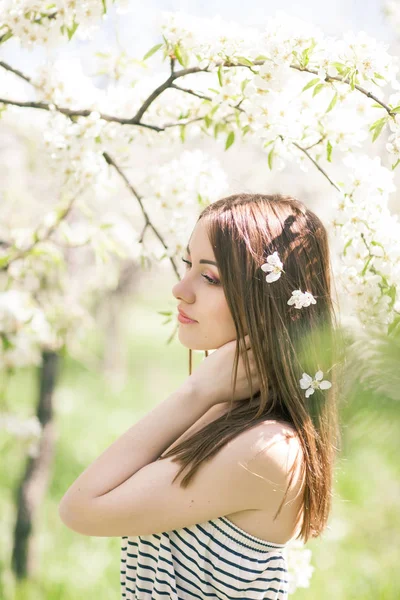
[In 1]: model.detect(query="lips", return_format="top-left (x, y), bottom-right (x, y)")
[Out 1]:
top-left (178, 308), bottom-right (197, 322)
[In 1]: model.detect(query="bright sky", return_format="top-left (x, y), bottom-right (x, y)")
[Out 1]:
top-left (111, 0), bottom-right (398, 58)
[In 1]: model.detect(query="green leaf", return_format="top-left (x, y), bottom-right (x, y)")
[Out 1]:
top-left (326, 140), bottom-right (333, 162)
top-left (254, 55), bottom-right (268, 61)
top-left (390, 105), bottom-right (400, 113)
top-left (361, 255), bottom-right (373, 276)
top-left (388, 314), bottom-right (400, 336)
top-left (180, 125), bottom-right (186, 143)
top-left (263, 139), bottom-right (274, 148)
top-left (0, 30), bottom-right (13, 44)
top-left (331, 61), bottom-right (345, 74)
top-left (218, 65), bottom-right (223, 86)
top-left (369, 116), bottom-right (387, 131)
top-left (350, 70), bottom-right (357, 90)
top-left (301, 41), bottom-right (317, 68)
top-left (101, 0), bottom-right (107, 14)
top-left (302, 77), bottom-right (320, 92)
top-left (326, 92), bottom-right (338, 113)
top-left (268, 147), bottom-right (274, 170)
top-left (236, 56), bottom-right (253, 67)
top-left (66, 20), bottom-right (79, 41)
top-left (143, 43), bottom-right (163, 61)
top-left (343, 238), bottom-right (352, 256)
top-left (371, 118), bottom-right (387, 142)
top-left (391, 158), bottom-right (400, 170)
top-left (373, 72), bottom-right (385, 80)
top-left (312, 83), bottom-right (325, 97)
top-left (174, 43), bottom-right (189, 67)
top-left (1, 334), bottom-right (14, 351)
top-left (225, 131), bottom-right (235, 150)
top-left (0, 254), bottom-right (11, 268)
top-left (241, 78), bottom-right (249, 92)
top-left (209, 103), bottom-right (219, 117)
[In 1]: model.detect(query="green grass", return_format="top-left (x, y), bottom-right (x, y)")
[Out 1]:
top-left (1, 291), bottom-right (400, 599)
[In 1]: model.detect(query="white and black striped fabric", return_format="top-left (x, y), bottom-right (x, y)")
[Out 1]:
top-left (120, 515), bottom-right (289, 599)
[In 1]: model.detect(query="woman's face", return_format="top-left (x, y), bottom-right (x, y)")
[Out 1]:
top-left (172, 218), bottom-right (241, 351)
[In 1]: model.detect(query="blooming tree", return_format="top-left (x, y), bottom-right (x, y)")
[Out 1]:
top-left (1, 1), bottom-right (400, 592)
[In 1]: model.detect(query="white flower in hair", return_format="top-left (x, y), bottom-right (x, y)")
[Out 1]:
top-left (288, 290), bottom-right (317, 309)
top-left (299, 370), bottom-right (332, 398)
top-left (260, 251), bottom-right (283, 283)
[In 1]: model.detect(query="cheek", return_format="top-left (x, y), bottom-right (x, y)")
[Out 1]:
top-left (210, 296), bottom-right (235, 327)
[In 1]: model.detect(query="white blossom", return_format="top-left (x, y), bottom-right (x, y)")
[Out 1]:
top-left (300, 370), bottom-right (332, 398)
top-left (288, 290), bottom-right (317, 309)
top-left (283, 540), bottom-right (315, 594)
top-left (260, 252), bottom-right (284, 283)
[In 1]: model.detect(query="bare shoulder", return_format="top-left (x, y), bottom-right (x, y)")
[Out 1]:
top-left (226, 418), bottom-right (305, 500)
top-left (248, 419), bottom-right (304, 471)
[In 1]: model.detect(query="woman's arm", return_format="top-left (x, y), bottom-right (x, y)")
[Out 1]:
top-left (159, 401), bottom-right (230, 458)
top-left (59, 381), bottom-right (213, 513)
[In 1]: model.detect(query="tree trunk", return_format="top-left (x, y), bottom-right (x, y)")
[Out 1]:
top-left (11, 350), bottom-right (60, 579)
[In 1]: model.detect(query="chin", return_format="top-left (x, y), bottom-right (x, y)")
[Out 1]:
top-left (178, 329), bottom-right (231, 351)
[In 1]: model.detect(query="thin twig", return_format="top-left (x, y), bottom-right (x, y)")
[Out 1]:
top-left (303, 136), bottom-right (325, 151)
top-left (290, 64), bottom-right (395, 117)
top-left (103, 152), bottom-right (181, 279)
top-left (170, 83), bottom-right (212, 102)
top-left (1, 196), bottom-right (77, 270)
top-left (292, 141), bottom-right (341, 191)
top-left (0, 61), bottom-right (33, 84)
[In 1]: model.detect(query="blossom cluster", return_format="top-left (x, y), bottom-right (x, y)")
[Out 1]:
top-left (0, 412), bottom-right (42, 457)
top-left (0, 290), bottom-right (59, 369)
top-left (159, 11), bottom-right (399, 171)
top-left (0, 0), bottom-right (131, 48)
top-left (331, 154), bottom-right (400, 328)
top-left (140, 149), bottom-right (229, 261)
top-left (282, 539), bottom-right (315, 594)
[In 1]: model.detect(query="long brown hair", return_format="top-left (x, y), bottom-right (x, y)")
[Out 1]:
top-left (160, 193), bottom-right (343, 544)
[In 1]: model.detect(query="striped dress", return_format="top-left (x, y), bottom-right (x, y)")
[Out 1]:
top-left (120, 515), bottom-right (289, 599)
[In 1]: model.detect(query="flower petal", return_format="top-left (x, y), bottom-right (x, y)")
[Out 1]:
top-left (305, 387), bottom-right (315, 398)
top-left (319, 380), bottom-right (332, 390)
top-left (261, 263), bottom-right (274, 272)
top-left (299, 373), bottom-right (312, 388)
top-left (315, 370), bottom-right (323, 381)
top-left (266, 271), bottom-right (281, 283)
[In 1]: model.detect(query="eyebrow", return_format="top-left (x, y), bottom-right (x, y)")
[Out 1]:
top-left (186, 245), bottom-right (218, 267)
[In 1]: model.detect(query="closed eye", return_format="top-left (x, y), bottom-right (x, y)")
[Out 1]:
top-left (181, 258), bottom-right (220, 286)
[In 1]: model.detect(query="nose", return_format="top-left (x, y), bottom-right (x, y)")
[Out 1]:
top-left (172, 274), bottom-right (195, 304)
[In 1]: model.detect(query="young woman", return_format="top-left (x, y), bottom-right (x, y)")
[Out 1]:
top-left (59, 193), bottom-right (341, 599)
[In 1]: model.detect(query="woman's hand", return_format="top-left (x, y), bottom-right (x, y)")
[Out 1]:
top-left (188, 334), bottom-right (260, 407)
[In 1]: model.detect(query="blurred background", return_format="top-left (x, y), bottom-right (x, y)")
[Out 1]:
top-left (1, 1), bottom-right (400, 599)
